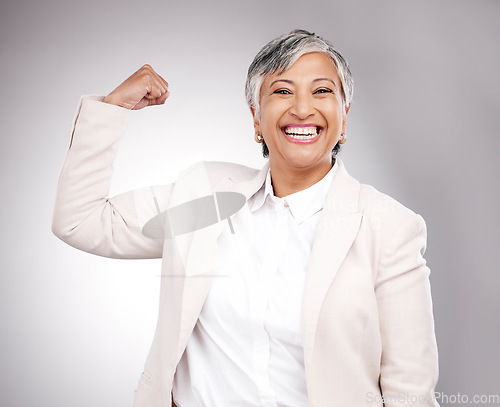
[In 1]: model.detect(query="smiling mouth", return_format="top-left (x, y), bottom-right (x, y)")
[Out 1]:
top-left (283, 125), bottom-right (321, 141)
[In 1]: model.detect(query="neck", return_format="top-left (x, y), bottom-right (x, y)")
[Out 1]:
top-left (269, 159), bottom-right (333, 198)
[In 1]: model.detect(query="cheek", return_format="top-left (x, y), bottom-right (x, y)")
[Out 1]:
top-left (324, 105), bottom-right (344, 129)
top-left (260, 97), bottom-right (290, 122)
top-left (260, 107), bottom-right (282, 132)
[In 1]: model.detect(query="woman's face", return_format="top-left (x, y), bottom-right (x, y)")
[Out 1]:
top-left (253, 52), bottom-right (348, 176)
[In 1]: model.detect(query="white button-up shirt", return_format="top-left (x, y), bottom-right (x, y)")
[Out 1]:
top-left (173, 162), bottom-right (337, 407)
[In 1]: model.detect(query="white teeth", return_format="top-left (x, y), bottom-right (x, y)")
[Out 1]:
top-left (290, 135), bottom-right (315, 139)
top-left (284, 126), bottom-right (319, 139)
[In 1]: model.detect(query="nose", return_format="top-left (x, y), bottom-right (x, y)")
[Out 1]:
top-left (289, 91), bottom-right (314, 119)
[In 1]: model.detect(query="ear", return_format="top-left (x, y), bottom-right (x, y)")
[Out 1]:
top-left (342, 104), bottom-right (350, 134)
top-left (250, 106), bottom-right (261, 133)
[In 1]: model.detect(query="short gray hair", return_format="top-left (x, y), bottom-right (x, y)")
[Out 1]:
top-left (245, 29), bottom-right (354, 118)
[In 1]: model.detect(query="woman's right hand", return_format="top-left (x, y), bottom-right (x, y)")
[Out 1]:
top-left (103, 64), bottom-right (170, 110)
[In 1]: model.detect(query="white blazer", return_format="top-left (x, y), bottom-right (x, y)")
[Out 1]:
top-left (53, 97), bottom-right (440, 407)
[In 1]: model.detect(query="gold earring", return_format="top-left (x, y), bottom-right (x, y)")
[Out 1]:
top-left (255, 132), bottom-right (263, 143)
top-left (339, 133), bottom-right (347, 144)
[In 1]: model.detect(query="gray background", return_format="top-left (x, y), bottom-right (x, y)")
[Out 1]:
top-left (1, 0), bottom-right (499, 406)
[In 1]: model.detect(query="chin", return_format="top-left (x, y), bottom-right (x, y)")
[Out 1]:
top-left (285, 154), bottom-right (329, 170)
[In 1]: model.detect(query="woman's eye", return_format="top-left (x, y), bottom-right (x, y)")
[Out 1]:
top-left (314, 88), bottom-right (333, 94)
top-left (273, 89), bottom-right (292, 95)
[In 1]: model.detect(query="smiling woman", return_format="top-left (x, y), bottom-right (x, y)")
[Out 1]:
top-left (52, 29), bottom-right (440, 407)
top-left (255, 52), bottom-right (349, 197)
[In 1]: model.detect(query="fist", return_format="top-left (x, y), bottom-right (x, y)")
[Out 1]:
top-left (103, 65), bottom-right (169, 110)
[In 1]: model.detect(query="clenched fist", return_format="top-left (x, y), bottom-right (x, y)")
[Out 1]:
top-left (103, 64), bottom-right (170, 110)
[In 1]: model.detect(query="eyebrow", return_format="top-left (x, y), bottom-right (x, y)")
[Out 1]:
top-left (269, 78), bottom-right (338, 88)
top-left (314, 78), bottom-right (338, 88)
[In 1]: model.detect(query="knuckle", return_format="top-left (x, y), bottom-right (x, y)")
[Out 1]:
top-left (140, 72), bottom-right (152, 83)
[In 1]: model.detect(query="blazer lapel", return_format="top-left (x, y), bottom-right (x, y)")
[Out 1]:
top-left (170, 162), bottom-right (269, 359)
top-left (222, 161), bottom-right (270, 199)
top-left (301, 159), bottom-right (363, 377)
top-left (165, 162), bottom-right (225, 358)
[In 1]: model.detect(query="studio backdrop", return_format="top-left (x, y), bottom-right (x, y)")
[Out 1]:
top-left (0, 0), bottom-right (499, 406)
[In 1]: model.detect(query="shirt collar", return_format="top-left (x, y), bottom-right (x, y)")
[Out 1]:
top-left (250, 160), bottom-right (338, 224)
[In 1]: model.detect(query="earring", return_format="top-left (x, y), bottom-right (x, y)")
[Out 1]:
top-left (255, 132), bottom-right (263, 143)
top-left (339, 133), bottom-right (347, 144)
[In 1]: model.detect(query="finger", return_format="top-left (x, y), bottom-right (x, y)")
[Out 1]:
top-left (145, 88), bottom-right (163, 99)
top-left (138, 64), bottom-right (154, 75)
top-left (152, 74), bottom-right (168, 95)
top-left (157, 89), bottom-right (170, 104)
top-left (147, 90), bottom-right (170, 106)
top-left (139, 65), bottom-right (169, 96)
top-left (151, 76), bottom-right (170, 98)
top-left (144, 80), bottom-right (165, 99)
top-left (130, 64), bottom-right (169, 108)
top-left (140, 64), bottom-right (168, 90)
top-left (147, 97), bottom-right (161, 107)
top-left (132, 97), bottom-right (151, 110)
top-left (144, 65), bottom-right (167, 86)
top-left (156, 75), bottom-right (169, 93)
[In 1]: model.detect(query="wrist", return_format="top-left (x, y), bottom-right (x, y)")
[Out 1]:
top-left (103, 93), bottom-right (124, 108)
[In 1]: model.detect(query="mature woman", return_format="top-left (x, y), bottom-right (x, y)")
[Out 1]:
top-left (52, 30), bottom-right (439, 407)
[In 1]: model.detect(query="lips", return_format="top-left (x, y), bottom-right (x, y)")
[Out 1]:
top-left (282, 124), bottom-right (322, 143)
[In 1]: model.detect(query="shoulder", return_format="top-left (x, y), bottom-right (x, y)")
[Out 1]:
top-left (357, 182), bottom-right (426, 243)
top-left (335, 159), bottom-right (420, 223)
top-left (334, 158), bottom-right (427, 246)
top-left (358, 183), bottom-right (417, 220)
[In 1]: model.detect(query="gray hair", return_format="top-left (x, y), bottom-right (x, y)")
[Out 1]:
top-left (245, 29), bottom-right (354, 118)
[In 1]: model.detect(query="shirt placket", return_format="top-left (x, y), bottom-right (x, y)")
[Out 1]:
top-left (250, 198), bottom-right (290, 406)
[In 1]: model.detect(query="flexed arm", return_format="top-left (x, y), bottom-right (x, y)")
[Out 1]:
top-left (52, 66), bottom-right (172, 259)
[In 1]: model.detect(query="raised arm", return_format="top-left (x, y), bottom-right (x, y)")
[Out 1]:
top-left (52, 66), bottom-right (172, 259)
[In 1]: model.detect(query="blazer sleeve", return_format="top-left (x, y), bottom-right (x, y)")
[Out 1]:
top-left (52, 96), bottom-right (173, 259)
top-left (375, 213), bottom-right (440, 407)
